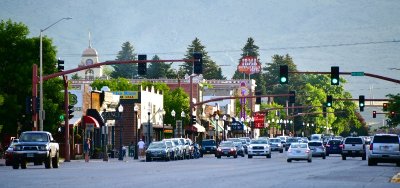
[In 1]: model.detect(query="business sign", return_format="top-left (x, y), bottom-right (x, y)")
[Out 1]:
top-left (237, 56), bottom-right (261, 75)
top-left (231, 121), bottom-right (244, 131)
top-left (253, 113), bottom-right (265, 129)
top-left (112, 91), bottom-right (138, 99)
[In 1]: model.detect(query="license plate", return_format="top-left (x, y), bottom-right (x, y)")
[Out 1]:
top-left (296, 150), bottom-right (301, 153)
top-left (224, 151), bottom-right (228, 155)
top-left (380, 146), bottom-right (389, 150)
top-left (27, 153), bottom-right (34, 158)
top-left (206, 151), bottom-right (210, 153)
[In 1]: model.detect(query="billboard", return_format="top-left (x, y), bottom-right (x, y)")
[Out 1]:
top-left (237, 56), bottom-right (261, 75)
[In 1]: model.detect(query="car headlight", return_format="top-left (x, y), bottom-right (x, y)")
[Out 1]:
top-left (39, 145), bottom-right (48, 151)
top-left (14, 146), bottom-right (22, 151)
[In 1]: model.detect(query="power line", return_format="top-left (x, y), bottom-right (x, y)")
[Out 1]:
top-left (59, 39), bottom-right (400, 58)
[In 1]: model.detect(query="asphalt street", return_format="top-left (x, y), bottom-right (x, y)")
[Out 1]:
top-left (0, 151), bottom-right (399, 188)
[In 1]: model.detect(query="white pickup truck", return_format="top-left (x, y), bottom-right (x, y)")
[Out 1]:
top-left (341, 137), bottom-right (366, 160)
top-left (12, 131), bottom-right (60, 169)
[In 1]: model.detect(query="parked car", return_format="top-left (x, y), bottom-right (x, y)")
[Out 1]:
top-left (163, 139), bottom-right (178, 160)
top-left (200, 139), bottom-right (217, 157)
top-left (145, 141), bottom-right (172, 162)
top-left (4, 139), bottom-right (19, 166)
top-left (341, 137), bottom-right (366, 160)
top-left (233, 142), bottom-right (245, 157)
top-left (368, 134), bottom-right (400, 166)
top-left (308, 140), bottom-right (326, 159)
top-left (247, 139), bottom-right (271, 159)
top-left (179, 138), bottom-right (191, 159)
top-left (285, 137), bottom-right (300, 151)
top-left (169, 139), bottom-right (184, 160)
top-left (269, 138), bottom-right (284, 153)
top-left (215, 141), bottom-right (237, 158)
top-left (325, 139), bottom-right (343, 156)
top-left (287, 142), bottom-right (312, 163)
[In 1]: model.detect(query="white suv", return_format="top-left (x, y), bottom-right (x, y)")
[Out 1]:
top-left (368, 134), bottom-right (400, 166)
top-left (247, 139), bottom-right (271, 158)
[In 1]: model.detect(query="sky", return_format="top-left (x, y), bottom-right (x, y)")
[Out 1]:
top-left (1, 0), bottom-right (400, 123)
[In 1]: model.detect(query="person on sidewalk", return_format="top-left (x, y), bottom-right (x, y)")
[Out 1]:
top-left (138, 139), bottom-right (145, 159)
top-left (84, 138), bottom-right (91, 162)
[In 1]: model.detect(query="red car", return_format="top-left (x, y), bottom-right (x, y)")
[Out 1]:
top-left (5, 139), bottom-right (19, 166)
top-left (215, 141), bottom-right (237, 158)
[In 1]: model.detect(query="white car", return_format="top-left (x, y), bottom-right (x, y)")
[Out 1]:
top-left (247, 139), bottom-right (271, 158)
top-left (287, 143), bottom-right (312, 163)
top-left (269, 138), bottom-right (284, 153)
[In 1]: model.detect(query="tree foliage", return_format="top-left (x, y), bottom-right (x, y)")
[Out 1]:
top-left (111, 41), bottom-right (137, 79)
top-left (147, 55), bottom-right (176, 79)
top-left (90, 78), bottom-right (139, 91)
top-left (0, 19), bottom-right (64, 135)
top-left (386, 93), bottom-right (400, 127)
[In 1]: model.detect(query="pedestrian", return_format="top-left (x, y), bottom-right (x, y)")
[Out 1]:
top-left (84, 138), bottom-right (91, 162)
top-left (138, 139), bottom-right (145, 159)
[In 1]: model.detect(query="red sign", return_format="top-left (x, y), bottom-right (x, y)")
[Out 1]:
top-left (253, 113), bottom-right (265, 129)
top-left (237, 56), bottom-right (261, 75)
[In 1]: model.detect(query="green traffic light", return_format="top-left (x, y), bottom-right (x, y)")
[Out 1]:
top-left (360, 103), bottom-right (364, 107)
top-left (59, 115), bottom-right (64, 121)
top-left (280, 77), bottom-right (287, 83)
top-left (327, 102), bottom-right (331, 107)
top-left (331, 78), bottom-right (338, 84)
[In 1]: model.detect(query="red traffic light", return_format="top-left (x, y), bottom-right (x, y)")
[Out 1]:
top-left (372, 111), bottom-right (376, 118)
top-left (390, 111), bottom-right (395, 117)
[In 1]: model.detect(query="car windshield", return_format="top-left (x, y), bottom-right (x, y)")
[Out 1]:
top-left (19, 133), bottom-right (48, 142)
top-left (202, 140), bottom-right (216, 146)
top-left (345, 138), bottom-right (362, 144)
top-left (234, 142), bottom-right (242, 147)
top-left (165, 142), bottom-right (172, 147)
top-left (308, 142), bottom-right (322, 146)
top-left (291, 143), bottom-right (307, 148)
top-left (287, 138), bottom-right (298, 143)
top-left (270, 139), bottom-right (280, 143)
top-left (329, 140), bottom-right (342, 145)
top-left (148, 142), bottom-right (165, 149)
top-left (251, 140), bottom-right (268, 144)
top-left (220, 142), bottom-right (233, 147)
top-left (373, 136), bottom-right (399, 143)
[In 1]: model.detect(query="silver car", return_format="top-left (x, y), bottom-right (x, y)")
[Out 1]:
top-left (308, 140), bottom-right (326, 159)
top-left (368, 134), bottom-right (400, 166)
top-left (287, 143), bottom-right (312, 163)
top-left (269, 138), bottom-right (284, 153)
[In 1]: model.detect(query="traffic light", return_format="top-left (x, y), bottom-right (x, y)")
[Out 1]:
top-left (326, 95), bottom-right (333, 107)
top-left (35, 97), bottom-right (40, 113)
top-left (383, 103), bottom-right (388, 111)
top-left (372, 111), bottom-right (377, 118)
top-left (255, 91), bottom-right (261, 104)
top-left (191, 115), bottom-right (197, 125)
top-left (57, 59), bottom-right (64, 72)
top-left (323, 106), bottom-right (327, 118)
top-left (331, 66), bottom-right (339, 85)
top-left (279, 65), bottom-right (288, 84)
top-left (25, 97), bottom-right (32, 114)
top-left (289, 91), bottom-right (296, 104)
top-left (359, 95), bottom-right (365, 112)
top-left (390, 111), bottom-right (395, 117)
top-left (193, 52), bottom-right (203, 74)
top-left (68, 105), bottom-right (74, 119)
top-left (138, 54), bottom-right (147, 75)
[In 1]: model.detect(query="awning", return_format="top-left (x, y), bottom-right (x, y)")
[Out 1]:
top-left (69, 117), bottom-right (81, 127)
top-left (194, 123), bottom-right (206, 133)
top-left (210, 120), bottom-right (224, 132)
top-left (83, 115), bottom-right (100, 128)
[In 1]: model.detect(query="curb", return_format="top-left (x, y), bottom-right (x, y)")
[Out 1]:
top-left (391, 173), bottom-right (400, 183)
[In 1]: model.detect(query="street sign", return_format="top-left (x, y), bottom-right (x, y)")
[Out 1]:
top-left (351, 72), bottom-right (364, 76)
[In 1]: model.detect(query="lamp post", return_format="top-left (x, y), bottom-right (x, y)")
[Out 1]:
top-left (181, 111), bottom-right (185, 138)
top-left (134, 105), bottom-right (139, 160)
top-left (215, 114), bottom-right (219, 143)
top-left (241, 117), bottom-right (244, 137)
top-left (171, 110), bottom-right (176, 137)
top-left (39, 17), bottom-right (71, 131)
top-left (222, 115), bottom-right (227, 141)
top-left (117, 104), bottom-right (124, 161)
top-left (161, 109), bottom-right (166, 139)
top-left (250, 117), bottom-right (254, 138)
top-left (147, 107), bottom-right (151, 145)
top-left (290, 120), bottom-right (294, 136)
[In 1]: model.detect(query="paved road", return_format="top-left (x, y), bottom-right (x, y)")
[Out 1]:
top-left (0, 152), bottom-right (398, 188)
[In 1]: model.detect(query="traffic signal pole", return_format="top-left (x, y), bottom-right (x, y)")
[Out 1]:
top-left (291, 71), bottom-right (400, 84)
top-left (63, 75), bottom-right (70, 162)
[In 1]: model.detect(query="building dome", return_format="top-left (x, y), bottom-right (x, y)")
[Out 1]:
top-left (82, 47), bottom-right (98, 57)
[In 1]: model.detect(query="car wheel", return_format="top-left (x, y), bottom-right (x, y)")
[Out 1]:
top-left (45, 154), bottom-right (52, 169)
top-left (20, 161), bottom-right (27, 169)
top-left (217, 156), bottom-right (221, 159)
top-left (12, 162), bottom-right (19, 169)
top-left (342, 155), bottom-right (346, 160)
top-left (248, 155), bottom-right (253, 159)
top-left (326, 153), bottom-right (329, 157)
top-left (52, 151), bottom-right (59, 168)
top-left (368, 158), bottom-right (375, 166)
top-left (242, 154), bottom-right (245, 157)
top-left (234, 155), bottom-right (238, 158)
top-left (362, 155), bottom-right (366, 161)
top-left (146, 157), bottom-right (151, 162)
top-left (285, 148), bottom-right (288, 151)
top-left (287, 159), bottom-right (291, 163)
top-left (322, 155), bottom-right (326, 160)
top-left (200, 153), bottom-right (203, 158)
top-left (267, 154), bottom-right (271, 158)
top-left (279, 149), bottom-right (283, 153)
top-left (308, 159), bottom-right (312, 163)
top-left (396, 162), bottom-right (400, 167)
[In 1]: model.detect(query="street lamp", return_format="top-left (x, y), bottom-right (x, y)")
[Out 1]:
top-left (171, 110), bottom-right (176, 137)
top-left (222, 115), bottom-right (227, 141)
top-left (39, 17), bottom-right (72, 131)
top-left (161, 109), bottom-right (166, 139)
top-left (147, 106), bottom-right (151, 145)
top-left (134, 105), bottom-right (139, 160)
top-left (181, 111), bottom-right (185, 138)
top-left (117, 104), bottom-right (124, 161)
top-left (215, 114), bottom-right (219, 143)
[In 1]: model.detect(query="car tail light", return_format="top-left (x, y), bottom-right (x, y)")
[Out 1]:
top-left (305, 149), bottom-right (310, 153)
top-left (287, 149), bottom-right (292, 153)
top-left (326, 144), bottom-right (330, 148)
top-left (342, 144), bottom-right (345, 149)
top-left (369, 143), bottom-right (373, 150)
top-left (217, 148), bottom-right (221, 152)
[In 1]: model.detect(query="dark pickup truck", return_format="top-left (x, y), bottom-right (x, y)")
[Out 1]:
top-left (200, 139), bottom-right (217, 157)
top-left (12, 131), bottom-right (60, 169)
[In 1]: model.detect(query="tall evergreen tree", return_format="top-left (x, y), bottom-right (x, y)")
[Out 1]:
top-left (147, 55), bottom-right (175, 79)
top-left (182, 38), bottom-right (225, 80)
top-left (111, 41), bottom-right (137, 79)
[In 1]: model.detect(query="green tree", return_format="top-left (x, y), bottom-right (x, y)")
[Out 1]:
top-left (386, 93), bottom-right (400, 127)
top-left (91, 78), bottom-right (139, 91)
top-left (71, 73), bottom-right (82, 80)
top-left (182, 38), bottom-right (225, 80)
top-left (111, 41), bottom-right (137, 79)
top-left (147, 55), bottom-right (176, 79)
top-left (0, 19), bottom-right (64, 135)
